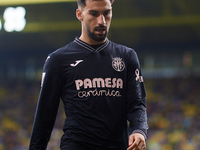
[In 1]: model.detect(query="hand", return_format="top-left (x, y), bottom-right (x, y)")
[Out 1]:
top-left (127, 133), bottom-right (146, 150)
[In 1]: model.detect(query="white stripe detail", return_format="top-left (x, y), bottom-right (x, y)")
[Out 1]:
top-left (96, 40), bottom-right (109, 52)
top-left (74, 37), bottom-right (109, 52)
top-left (74, 38), bottom-right (95, 52)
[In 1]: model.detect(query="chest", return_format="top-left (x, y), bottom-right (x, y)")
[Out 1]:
top-left (63, 49), bottom-right (126, 78)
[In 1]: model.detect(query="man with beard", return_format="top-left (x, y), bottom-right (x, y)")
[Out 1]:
top-left (29, 0), bottom-right (148, 150)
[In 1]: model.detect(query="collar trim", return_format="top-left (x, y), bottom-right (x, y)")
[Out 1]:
top-left (74, 37), bottom-right (109, 52)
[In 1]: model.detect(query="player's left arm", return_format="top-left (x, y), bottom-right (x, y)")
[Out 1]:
top-left (126, 49), bottom-right (148, 150)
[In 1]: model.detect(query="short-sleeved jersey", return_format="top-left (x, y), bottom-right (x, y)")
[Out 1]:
top-left (29, 38), bottom-right (148, 150)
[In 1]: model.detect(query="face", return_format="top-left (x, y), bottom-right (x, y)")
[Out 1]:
top-left (77, 0), bottom-right (112, 44)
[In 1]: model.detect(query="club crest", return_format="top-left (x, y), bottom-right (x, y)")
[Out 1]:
top-left (112, 57), bottom-right (125, 72)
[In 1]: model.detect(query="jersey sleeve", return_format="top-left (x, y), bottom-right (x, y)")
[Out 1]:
top-left (126, 50), bottom-right (148, 138)
top-left (29, 54), bottom-right (62, 150)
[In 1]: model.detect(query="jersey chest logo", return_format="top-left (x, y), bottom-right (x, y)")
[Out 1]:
top-left (70, 60), bottom-right (83, 67)
top-left (112, 57), bottom-right (125, 72)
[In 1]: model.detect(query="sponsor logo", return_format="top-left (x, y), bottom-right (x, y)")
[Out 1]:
top-left (75, 78), bottom-right (123, 90)
top-left (75, 78), bottom-right (123, 98)
top-left (135, 69), bottom-right (144, 82)
top-left (78, 89), bottom-right (121, 98)
top-left (112, 57), bottom-right (125, 72)
top-left (70, 60), bottom-right (83, 67)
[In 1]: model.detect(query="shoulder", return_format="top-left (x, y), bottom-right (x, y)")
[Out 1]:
top-left (109, 40), bottom-right (137, 57)
top-left (51, 41), bottom-right (75, 57)
top-left (45, 40), bottom-right (79, 64)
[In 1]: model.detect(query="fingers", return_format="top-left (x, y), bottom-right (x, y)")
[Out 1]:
top-left (127, 141), bottom-right (146, 150)
top-left (128, 134), bottom-right (134, 147)
top-left (127, 133), bottom-right (146, 150)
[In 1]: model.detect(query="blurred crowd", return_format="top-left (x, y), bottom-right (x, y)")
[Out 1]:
top-left (146, 77), bottom-right (200, 150)
top-left (0, 76), bottom-right (200, 150)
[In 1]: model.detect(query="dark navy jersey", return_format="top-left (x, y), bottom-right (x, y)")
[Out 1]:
top-left (29, 38), bottom-right (148, 150)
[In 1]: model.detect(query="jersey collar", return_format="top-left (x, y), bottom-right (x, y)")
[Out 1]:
top-left (74, 37), bottom-right (109, 52)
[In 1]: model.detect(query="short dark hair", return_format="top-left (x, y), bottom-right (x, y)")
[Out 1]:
top-left (77, 0), bottom-right (114, 8)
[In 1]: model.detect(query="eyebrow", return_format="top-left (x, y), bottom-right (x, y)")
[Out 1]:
top-left (88, 9), bottom-right (111, 13)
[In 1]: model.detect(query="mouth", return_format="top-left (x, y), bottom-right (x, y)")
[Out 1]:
top-left (94, 26), bottom-right (107, 35)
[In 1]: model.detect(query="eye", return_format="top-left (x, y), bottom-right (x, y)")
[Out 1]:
top-left (104, 11), bottom-right (110, 16)
top-left (89, 11), bottom-right (99, 17)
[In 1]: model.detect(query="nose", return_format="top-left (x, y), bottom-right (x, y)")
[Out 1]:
top-left (98, 15), bottom-right (106, 25)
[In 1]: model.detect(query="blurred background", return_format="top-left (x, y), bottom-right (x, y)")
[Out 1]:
top-left (0, 0), bottom-right (200, 149)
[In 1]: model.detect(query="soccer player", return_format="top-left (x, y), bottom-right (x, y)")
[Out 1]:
top-left (29, 0), bottom-right (148, 150)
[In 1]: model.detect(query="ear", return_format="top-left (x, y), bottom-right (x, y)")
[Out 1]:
top-left (76, 8), bottom-right (83, 21)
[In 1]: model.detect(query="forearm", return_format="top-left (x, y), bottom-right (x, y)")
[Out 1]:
top-left (29, 93), bottom-right (60, 149)
top-left (128, 106), bottom-right (148, 138)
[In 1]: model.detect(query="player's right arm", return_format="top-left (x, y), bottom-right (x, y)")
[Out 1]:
top-left (29, 54), bottom-right (62, 150)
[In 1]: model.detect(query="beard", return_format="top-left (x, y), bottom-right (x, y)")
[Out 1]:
top-left (86, 24), bottom-right (108, 42)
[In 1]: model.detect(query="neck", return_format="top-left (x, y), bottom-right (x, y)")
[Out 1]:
top-left (79, 34), bottom-right (106, 45)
